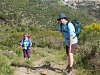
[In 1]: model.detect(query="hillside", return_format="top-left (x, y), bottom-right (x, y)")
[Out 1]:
top-left (0, 0), bottom-right (100, 75)
top-left (0, 0), bottom-right (93, 30)
top-left (61, 0), bottom-right (100, 21)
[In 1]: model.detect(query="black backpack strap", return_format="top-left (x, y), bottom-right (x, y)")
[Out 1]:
top-left (22, 38), bottom-right (25, 47)
top-left (28, 39), bottom-right (31, 47)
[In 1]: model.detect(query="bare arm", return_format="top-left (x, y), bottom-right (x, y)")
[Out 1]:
top-left (69, 35), bottom-right (73, 52)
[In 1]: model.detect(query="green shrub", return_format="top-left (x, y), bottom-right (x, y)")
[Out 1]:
top-left (75, 41), bottom-right (100, 74)
top-left (0, 55), bottom-right (13, 75)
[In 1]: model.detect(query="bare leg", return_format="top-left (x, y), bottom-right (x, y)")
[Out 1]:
top-left (69, 53), bottom-right (74, 67)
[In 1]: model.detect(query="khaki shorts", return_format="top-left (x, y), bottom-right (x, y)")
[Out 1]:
top-left (66, 43), bottom-right (77, 55)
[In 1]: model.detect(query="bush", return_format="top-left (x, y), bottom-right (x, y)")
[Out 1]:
top-left (74, 22), bottom-right (100, 74)
top-left (83, 23), bottom-right (100, 34)
top-left (0, 55), bottom-right (13, 75)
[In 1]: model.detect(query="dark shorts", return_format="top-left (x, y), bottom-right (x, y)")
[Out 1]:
top-left (66, 43), bottom-right (77, 55)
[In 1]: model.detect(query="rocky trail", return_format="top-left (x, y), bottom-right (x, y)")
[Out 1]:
top-left (9, 47), bottom-right (77, 75)
top-left (12, 59), bottom-right (65, 75)
top-left (11, 57), bottom-right (75, 75)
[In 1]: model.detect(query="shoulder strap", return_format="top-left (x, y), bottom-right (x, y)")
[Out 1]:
top-left (28, 38), bottom-right (31, 46)
top-left (22, 38), bottom-right (24, 42)
top-left (66, 21), bottom-right (69, 25)
top-left (66, 21), bottom-right (70, 30)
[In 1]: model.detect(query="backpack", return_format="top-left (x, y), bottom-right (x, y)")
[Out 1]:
top-left (22, 38), bottom-right (31, 47)
top-left (71, 20), bottom-right (81, 37)
top-left (60, 19), bottom-right (81, 37)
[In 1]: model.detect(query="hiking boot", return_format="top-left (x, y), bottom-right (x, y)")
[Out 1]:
top-left (67, 71), bottom-right (72, 75)
top-left (67, 67), bottom-right (72, 75)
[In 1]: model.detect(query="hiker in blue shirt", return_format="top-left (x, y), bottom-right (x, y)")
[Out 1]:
top-left (57, 13), bottom-right (78, 74)
top-left (20, 34), bottom-right (32, 61)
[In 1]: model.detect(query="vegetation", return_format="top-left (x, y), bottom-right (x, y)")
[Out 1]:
top-left (74, 23), bottom-right (100, 74)
top-left (76, 1), bottom-right (100, 21)
top-left (0, 0), bottom-right (100, 75)
top-left (0, 54), bottom-right (14, 75)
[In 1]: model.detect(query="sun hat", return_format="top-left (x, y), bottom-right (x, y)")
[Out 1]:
top-left (57, 13), bottom-right (69, 20)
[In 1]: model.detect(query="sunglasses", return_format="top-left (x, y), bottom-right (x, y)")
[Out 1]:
top-left (57, 18), bottom-right (64, 21)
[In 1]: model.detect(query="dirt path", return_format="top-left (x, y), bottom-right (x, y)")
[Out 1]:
top-left (13, 58), bottom-right (65, 75)
top-left (13, 67), bottom-right (64, 75)
top-left (12, 47), bottom-right (76, 75)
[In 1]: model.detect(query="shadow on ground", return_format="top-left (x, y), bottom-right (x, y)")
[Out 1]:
top-left (11, 61), bottom-right (64, 74)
